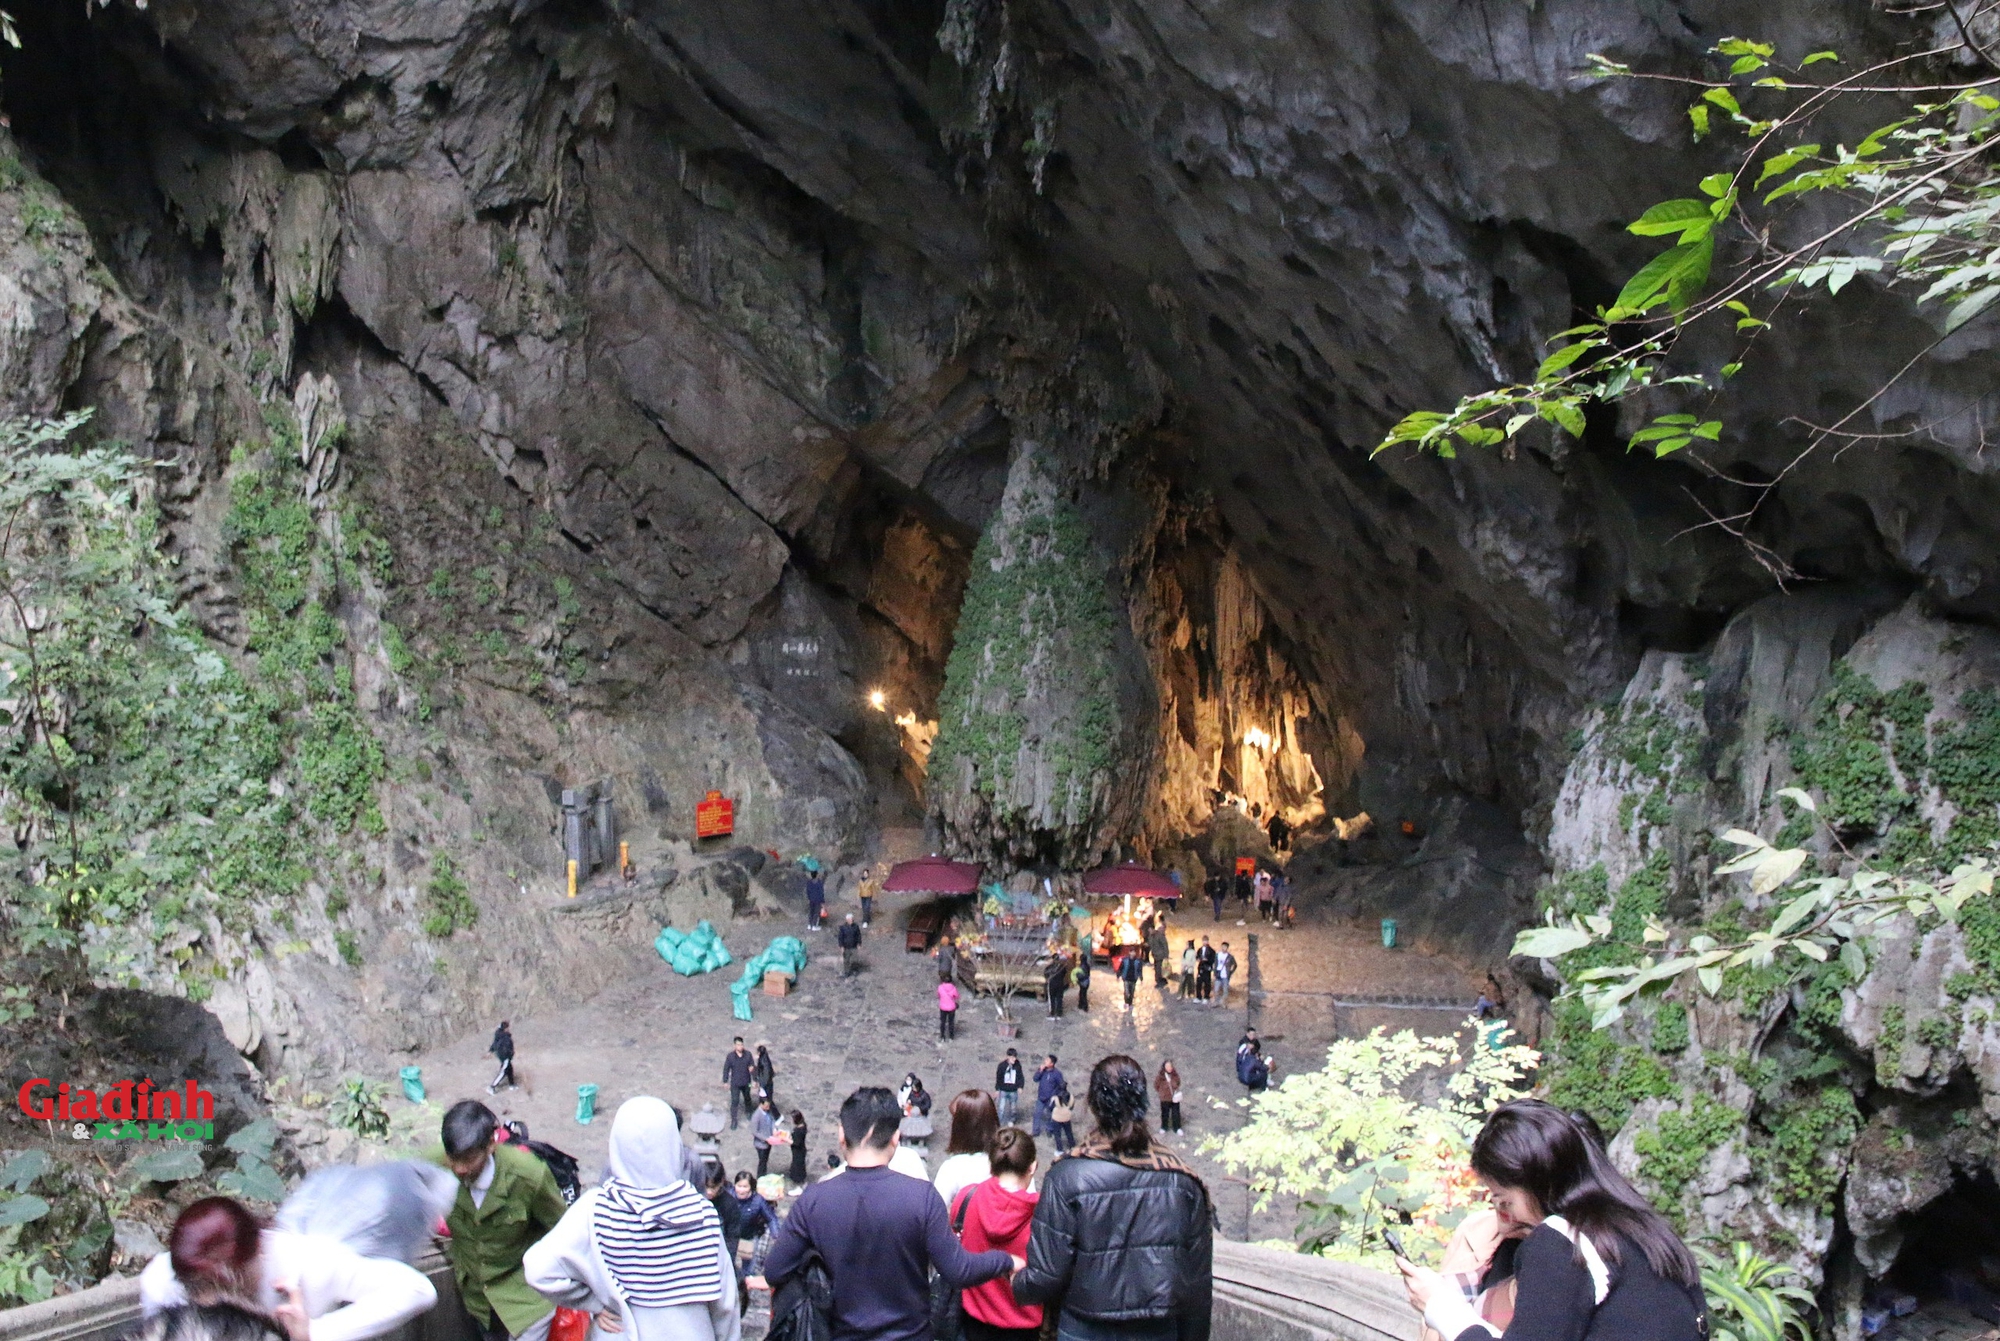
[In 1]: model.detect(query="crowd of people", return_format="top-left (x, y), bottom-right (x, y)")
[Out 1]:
top-left (126, 1084), bottom-right (1706, 1341)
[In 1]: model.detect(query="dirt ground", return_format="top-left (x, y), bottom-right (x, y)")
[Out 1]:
top-left (404, 882), bottom-right (1493, 1243)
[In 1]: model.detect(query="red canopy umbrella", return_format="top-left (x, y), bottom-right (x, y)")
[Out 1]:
top-left (1082, 862), bottom-right (1180, 897)
top-left (881, 856), bottom-right (984, 894)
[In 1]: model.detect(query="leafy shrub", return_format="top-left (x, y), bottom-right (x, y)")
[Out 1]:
top-left (1203, 1019), bottom-right (1539, 1264)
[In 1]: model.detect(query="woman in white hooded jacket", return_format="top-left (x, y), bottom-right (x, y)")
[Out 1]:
top-left (524, 1097), bottom-right (740, 1341)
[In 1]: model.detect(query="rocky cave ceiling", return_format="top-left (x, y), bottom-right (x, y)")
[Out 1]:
top-left (3, 0), bottom-right (1998, 861)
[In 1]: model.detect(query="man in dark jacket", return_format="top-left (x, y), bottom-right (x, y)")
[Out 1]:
top-left (722, 1036), bottom-right (756, 1128)
top-left (1014, 1054), bottom-right (1212, 1341)
top-left (1044, 953), bottom-right (1068, 1018)
top-left (836, 912), bottom-right (863, 976)
top-left (487, 1021), bottom-right (515, 1093)
top-left (995, 1048), bottom-right (1025, 1127)
top-left (765, 1087), bottom-right (1014, 1341)
top-left (1033, 1055), bottom-right (1066, 1138)
top-left (1119, 948), bottom-right (1145, 1008)
top-left (1147, 921), bottom-right (1171, 987)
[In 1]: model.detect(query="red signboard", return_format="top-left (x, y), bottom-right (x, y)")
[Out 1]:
top-left (695, 790), bottom-right (734, 839)
top-left (1235, 857), bottom-right (1256, 876)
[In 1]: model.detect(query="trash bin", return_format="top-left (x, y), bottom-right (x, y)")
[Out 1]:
top-left (575, 1083), bottom-right (600, 1125)
top-left (1380, 918), bottom-right (1398, 948)
top-left (398, 1066), bottom-right (425, 1104)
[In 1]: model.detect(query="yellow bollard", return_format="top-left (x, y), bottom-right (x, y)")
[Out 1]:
top-left (567, 859), bottom-right (577, 898)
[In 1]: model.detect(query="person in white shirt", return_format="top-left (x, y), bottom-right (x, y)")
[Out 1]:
top-left (524, 1096), bottom-right (740, 1341)
top-left (931, 1090), bottom-right (998, 1208)
top-left (140, 1197), bottom-right (435, 1341)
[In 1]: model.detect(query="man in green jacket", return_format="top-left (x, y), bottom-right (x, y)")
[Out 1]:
top-left (430, 1100), bottom-right (567, 1341)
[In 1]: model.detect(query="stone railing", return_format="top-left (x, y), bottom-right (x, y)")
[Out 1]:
top-left (2, 1241), bottom-right (1417, 1341)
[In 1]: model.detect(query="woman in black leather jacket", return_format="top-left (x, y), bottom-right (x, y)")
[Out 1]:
top-left (1013, 1054), bottom-right (1213, 1341)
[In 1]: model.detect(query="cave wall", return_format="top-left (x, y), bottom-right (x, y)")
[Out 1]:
top-left (3, 0), bottom-right (2000, 1084)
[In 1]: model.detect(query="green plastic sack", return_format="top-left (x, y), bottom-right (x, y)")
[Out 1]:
top-left (655, 927), bottom-right (686, 964)
top-left (398, 1066), bottom-right (425, 1104)
top-left (672, 944), bottom-right (704, 975)
top-left (576, 1083), bottom-right (599, 1125)
top-left (730, 936), bottom-right (811, 1020)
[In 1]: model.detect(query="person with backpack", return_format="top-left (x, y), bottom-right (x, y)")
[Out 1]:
top-left (950, 1129), bottom-right (1042, 1341)
top-left (1396, 1100), bottom-right (1708, 1341)
top-left (1044, 952), bottom-right (1069, 1018)
top-left (1073, 951), bottom-right (1091, 1013)
top-left (1013, 1055), bottom-right (1213, 1341)
top-left (1118, 948), bottom-right (1144, 1009)
top-left (1213, 943), bottom-right (1236, 1008)
top-left (764, 1087), bottom-right (1017, 1341)
top-left (429, 1101), bottom-right (567, 1341)
top-left (488, 1022), bottom-right (517, 1094)
top-left (1194, 938), bottom-right (1216, 1002)
top-left (523, 1096), bottom-right (739, 1341)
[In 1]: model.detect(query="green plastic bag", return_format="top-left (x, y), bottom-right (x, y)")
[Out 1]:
top-left (398, 1066), bottom-right (425, 1103)
top-left (576, 1083), bottom-right (600, 1125)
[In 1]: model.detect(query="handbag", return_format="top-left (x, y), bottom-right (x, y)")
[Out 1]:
top-left (929, 1188), bottom-right (976, 1340)
top-left (548, 1310), bottom-right (591, 1341)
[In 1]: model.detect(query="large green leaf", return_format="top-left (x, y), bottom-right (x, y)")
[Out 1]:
top-left (128, 1146), bottom-right (206, 1184)
top-left (1616, 237), bottom-right (1714, 314)
top-left (0, 1150), bottom-right (48, 1194)
top-left (217, 1158), bottom-right (287, 1204)
top-left (0, 1195), bottom-right (50, 1227)
top-left (1627, 199), bottom-right (1713, 240)
top-left (1512, 925), bottom-right (1595, 959)
top-left (223, 1116), bottom-right (278, 1161)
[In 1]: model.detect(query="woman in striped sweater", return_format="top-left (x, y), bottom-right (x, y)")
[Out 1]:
top-left (524, 1097), bottom-right (740, 1341)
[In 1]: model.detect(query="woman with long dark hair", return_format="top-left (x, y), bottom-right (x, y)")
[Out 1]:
top-left (1398, 1099), bottom-right (1706, 1341)
top-left (785, 1110), bottom-right (809, 1189)
top-left (1014, 1055), bottom-right (1212, 1341)
top-left (933, 1089), bottom-right (1000, 1207)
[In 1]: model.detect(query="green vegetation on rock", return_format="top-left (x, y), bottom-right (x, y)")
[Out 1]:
top-left (1634, 1095), bottom-right (1736, 1222)
top-left (929, 457), bottom-right (1122, 862)
top-left (0, 410), bottom-right (386, 994)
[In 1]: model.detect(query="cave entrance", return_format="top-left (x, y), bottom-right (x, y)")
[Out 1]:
top-left (1881, 1171), bottom-right (2000, 1333)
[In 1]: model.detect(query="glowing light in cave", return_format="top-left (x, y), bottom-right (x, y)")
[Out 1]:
top-left (1242, 726), bottom-right (1273, 751)
top-left (868, 689), bottom-right (887, 711)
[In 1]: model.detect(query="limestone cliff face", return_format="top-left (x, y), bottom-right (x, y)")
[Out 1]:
top-left (4, 0), bottom-right (2000, 1093)
top-left (1533, 595), bottom-right (2000, 1312)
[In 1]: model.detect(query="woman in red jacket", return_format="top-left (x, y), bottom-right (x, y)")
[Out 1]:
top-left (952, 1127), bottom-right (1042, 1340)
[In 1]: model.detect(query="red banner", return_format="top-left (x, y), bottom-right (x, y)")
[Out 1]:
top-left (696, 790), bottom-right (734, 839)
top-left (1235, 857), bottom-right (1256, 876)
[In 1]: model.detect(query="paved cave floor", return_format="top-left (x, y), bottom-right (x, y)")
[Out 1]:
top-left (405, 887), bottom-right (1488, 1245)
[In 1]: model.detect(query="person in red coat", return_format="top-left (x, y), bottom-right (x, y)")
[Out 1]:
top-left (951, 1128), bottom-right (1041, 1341)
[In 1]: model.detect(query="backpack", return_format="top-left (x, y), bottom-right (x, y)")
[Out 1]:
top-left (768, 1248), bottom-right (836, 1341)
top-left (1236, 1048), bottom-right (1261, 1086)
top-left (505, 1123), bottom-right (582, 1205)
